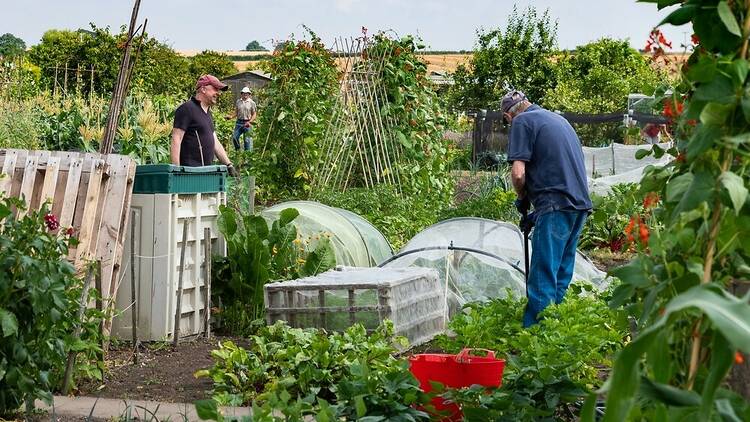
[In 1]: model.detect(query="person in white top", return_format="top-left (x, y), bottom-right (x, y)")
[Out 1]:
top-left (228, 86), bottom-right (257, 151)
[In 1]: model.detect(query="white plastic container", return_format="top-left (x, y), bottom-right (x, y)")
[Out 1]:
top-left (264, 267), bottom-right (445, 347)
top-left (113, 192), bottom-right (226, 341)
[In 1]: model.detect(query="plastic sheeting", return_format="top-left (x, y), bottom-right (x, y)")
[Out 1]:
top-left (584, 143), bottom-right (673, 195)
top-left (583, 142), bottom-right (672, 179)
top-left (261, 201), bottom-right (393, 267)
top-left (381, 217), bottom-right (606, 312)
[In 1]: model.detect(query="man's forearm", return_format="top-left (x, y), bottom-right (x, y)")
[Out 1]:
top-left (170, 128), bottom-right (184, 165)
top-left (213, 132), bottom-right (231, 165)
top-left (511, 160), bottom-right (526, 197)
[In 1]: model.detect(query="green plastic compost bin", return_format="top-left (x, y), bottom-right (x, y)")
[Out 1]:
top-left (133, 164), bottom-right (227, 194)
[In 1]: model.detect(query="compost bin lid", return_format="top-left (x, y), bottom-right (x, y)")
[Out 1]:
top-left (135, 164), bottom-right (227, 174)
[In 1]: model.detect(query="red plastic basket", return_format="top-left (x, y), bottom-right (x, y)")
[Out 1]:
top-left (409, 348), bottom-right (505, 421)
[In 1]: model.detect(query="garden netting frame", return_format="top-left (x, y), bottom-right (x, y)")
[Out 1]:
top-left (260, 200), bottom-right (394, 267)
top-left (380, 217), bottom-right (607, 313)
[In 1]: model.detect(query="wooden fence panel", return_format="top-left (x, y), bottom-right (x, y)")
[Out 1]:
top-left (0, 148), bottom-right (136, 330)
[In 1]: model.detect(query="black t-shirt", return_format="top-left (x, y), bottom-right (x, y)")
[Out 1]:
top-left (173, 97), bottom-right (216, 166)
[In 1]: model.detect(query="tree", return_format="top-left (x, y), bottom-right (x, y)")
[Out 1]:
top-left (131, 38), bottom-right (192, 96)
top-left (544, 38), bottom-right (663, 145)
top-left (244, 40), bottom-right (268, 51)
top-left (27, 25), bottom-right (195, 96)
top-left (448, 6), bottom-right (558, 111)
top-left (545, 38), bottom-right (661, 114)
top-left (0, 33), bottom-right (26, 57)
top-left (190, 50), bottom-right (237, 80)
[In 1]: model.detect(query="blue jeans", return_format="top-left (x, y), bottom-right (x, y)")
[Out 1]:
top-left (523, 210), bottom-right (588, 327)
top-left (232, 120), bottom-right (253, 151)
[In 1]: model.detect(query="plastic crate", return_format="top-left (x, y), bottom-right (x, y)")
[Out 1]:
top-left (133, 164), bottom-right (227, 194)
top-left (264, 267), bottom-right (445, 348)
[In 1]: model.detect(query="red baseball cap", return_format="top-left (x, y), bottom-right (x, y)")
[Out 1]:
top-left (195, 74), bottom-right (228, 91)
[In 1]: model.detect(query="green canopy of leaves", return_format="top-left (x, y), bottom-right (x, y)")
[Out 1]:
top-left (449, 6), bottom-right (558, 110)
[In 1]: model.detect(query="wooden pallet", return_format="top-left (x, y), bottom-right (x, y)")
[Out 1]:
top-left (0, 148), bottom-right (136, 329)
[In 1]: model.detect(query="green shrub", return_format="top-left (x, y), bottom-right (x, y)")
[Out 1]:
top-left (439, 186), bottom-right (517, 223)
top-left (195, 321), bottom-right (421, 408)
top-left (214, 206), bottom-right (336, 326)
top-left (0, 197), bottom-right (102, 415)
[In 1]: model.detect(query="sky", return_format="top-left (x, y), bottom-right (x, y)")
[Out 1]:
top-left (4, 1), bottom-right (692, 52)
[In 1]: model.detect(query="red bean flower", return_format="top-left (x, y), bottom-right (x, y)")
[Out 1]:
top-left (643, 192), bottom-right (660, 209)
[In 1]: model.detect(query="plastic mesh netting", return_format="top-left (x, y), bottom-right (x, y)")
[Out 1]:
top-left (584, 143), bottom-right (673, 195)
top-left (261, 201), bottom-right (393, 267)
top-left (583, 142), bottom-right (672, 179)
top-left (381, 218), bottom-right (606, 312)
top-left (264, 266), bottom-right (445, 347)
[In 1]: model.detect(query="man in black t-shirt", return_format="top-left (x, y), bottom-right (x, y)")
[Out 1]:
top-left (171, 74), bottom-right (238, 176)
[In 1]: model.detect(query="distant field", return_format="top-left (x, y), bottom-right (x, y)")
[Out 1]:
top-left (180, 49), bottom-right (686, 77)
top-left (179, 49), bottom-right (472, 74)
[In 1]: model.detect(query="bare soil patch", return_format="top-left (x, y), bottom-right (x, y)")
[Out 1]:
top-left (76, 336), bottom-right (245, 404)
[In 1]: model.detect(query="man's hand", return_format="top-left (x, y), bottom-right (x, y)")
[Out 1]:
top-left (227, 163), bottom-right (239, 178)
top-left (519, 211), bottom-right (535, 234)
top-left (514, 197), bottom-right (530, 215)
top-left (243, 122), bottom-right (251, 128)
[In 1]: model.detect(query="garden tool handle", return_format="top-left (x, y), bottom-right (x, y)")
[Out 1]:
top-left (456, 348), bottom-right (496, 362)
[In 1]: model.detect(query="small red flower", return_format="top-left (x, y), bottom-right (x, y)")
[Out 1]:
top-left (663, 100), bottom-right (684, 119)
top-left (639, 221), bottom-right (650, 245)
top-left (691, 34), bottom-right (699, 45)
top-left (624, 216), bottom-right (637, 243)
top-left (44, 213), bottom-right (60, 231)
top-left (676, 153), bottom-right (686, 164)
top-left (736, 352), bottom-right (745, 365)
top-left (643, 192), bottom-right (660, 209)
top-left (66, 227), bottom-right (75, 237)
top-left (644, 124), bottom-right (661, 138)
top-left (609, 237), bottom-right (625, 253)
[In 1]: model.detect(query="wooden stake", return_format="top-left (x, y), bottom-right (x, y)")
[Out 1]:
top-left (62, 264), bottom-right (95, 394)
top-left (130, 211), bottom-right (139, 363)
top-left (203, 227), bottom-right (212, 338)
top-left (248, 176), bottom-right (255, 215)
top-left (95, 262), bottom-right (103, 362)
top-left (173, 219), bottom-right (189, 347)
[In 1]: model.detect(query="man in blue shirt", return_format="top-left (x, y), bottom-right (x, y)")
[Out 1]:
top-left (503, 90), bottom-right (592, 327)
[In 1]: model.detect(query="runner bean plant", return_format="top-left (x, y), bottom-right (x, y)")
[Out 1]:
top-left (589, 1), bottom-right (750, 420)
